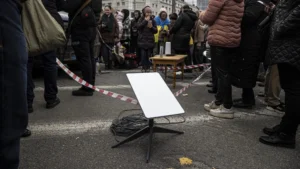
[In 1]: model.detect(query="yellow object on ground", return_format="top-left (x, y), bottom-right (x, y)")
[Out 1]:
top-left (179, 157), bottom-right (193, 166)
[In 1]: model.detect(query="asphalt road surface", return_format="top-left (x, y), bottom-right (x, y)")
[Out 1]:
top-left (20, 67), bottom-right (300, 169)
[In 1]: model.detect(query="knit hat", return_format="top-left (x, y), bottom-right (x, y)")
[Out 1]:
top-left (160, 8), bottom-right (167, 13)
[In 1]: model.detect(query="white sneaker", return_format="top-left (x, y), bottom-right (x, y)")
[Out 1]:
top-left (204, 101), bottom-right (220, 112)
top-left (209, 105), bottom-right (234, 119)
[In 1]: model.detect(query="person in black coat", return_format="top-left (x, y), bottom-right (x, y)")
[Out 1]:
top-left (64, 0), bottom-right (97, 96)
top-left (130, 10), bottom-right (142, 63)
top-left (230, 0), bottom-right (269, 109)
top-left (169, 5), bottom-right (197, 67)
top-left (259, 0), bottom-right (300, 149)
top-left (137, 6), bottom-right (157, 71)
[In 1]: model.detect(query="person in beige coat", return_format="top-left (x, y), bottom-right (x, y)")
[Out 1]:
top-left (193, 11), bottom-right (208, 65)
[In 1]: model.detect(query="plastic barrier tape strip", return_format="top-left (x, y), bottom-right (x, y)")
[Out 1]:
top-left (56, 58), bottom-right (138, 104)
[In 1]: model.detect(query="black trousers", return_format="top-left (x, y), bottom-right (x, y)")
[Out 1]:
top-left (27, 51), bottom-right (58, 107)
top-left (242, 88), bottom-right (255, 103)
top-left (174, 49), bottom-right (192, 66)
top-left (0, 1), bottom-right (28, 168)
top-left (130, 36), bottom-right (141, 64)
top-left (193, 43), bottom-right (205, 65)
top-left (212, 46), bottom-right (237, 109)
top-left (210, 47), bottom-right (218, 91)
top-left (71, 27), bottom-right (96, 89)
top-left (140, 48), bottom-right (152, 67)
top-left (278, 63), bottom-right (300, 136)
top-left (101, 43), bottom-right (114, 66)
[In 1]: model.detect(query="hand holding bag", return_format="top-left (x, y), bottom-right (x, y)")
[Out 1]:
top-left (21, 0), bottom-right (66, 56)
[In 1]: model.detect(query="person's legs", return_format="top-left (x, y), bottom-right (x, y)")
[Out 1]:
top-left (193, 43), bottom-right (201, 65)
top-left (278, 64), bottom-right (300, 136)
top-left (209, 47), bottom-right (235, 118)
top-left (210, 46), bottom-right (218, 93)
top-left (89, 27), bottom-right (96, 85)
top-left (214, 47), bottom-right (233, 108)
top-left (0, 1), bottom-right (28, 168)
top-left (71, 28), bottom-right (95, 95)
top-left (266, 65), bottom-right (281, 105)
top-left (260, 63), bottom-right (300, 148)
top-left (140, 48), bottom-right (150, 71)
top-left (42, 51), bottom-right (59, 107)
top-left (27, 56), bottom-right (35, 111)
top-left (101, 44), bottom-right (109, 68)
top-left (265, 64), bottom-right (284, 112)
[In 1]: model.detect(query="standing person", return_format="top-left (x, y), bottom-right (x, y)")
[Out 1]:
top-left (64, 0), bottom-right (98, 96)
top-left (192, 10), bottom-right (208, 65)
top-left (169, 5), bottom-right (197, 67)
top-left (138, 6), bottom-right (157, 72)
top-left (115, 11), bottom-right (124, 40)
top-left (121, 9), bottom-right (131, 53)
top-left (231, 0), bottom-right (269, 109)
top-left (27, 0), bottom-right (64, 114)
top-left (168, 13), bottom-right (178, 42)
top-left (130, 10), bottom-right (141, 54)
top-left (155, 8), bottom-right (170, 28)
top-left (24, 0), bottom-right (65, 138)
top-left (259, 0), bottom-right (300, 148)
top-left (0, 0), bottom-right (28, 168)
top-left (155, 8), bottom-right (170, 52)
top-left (99, 6), bottom-right (119, 70)
top-left (201, 0), bottom-right (244, 118)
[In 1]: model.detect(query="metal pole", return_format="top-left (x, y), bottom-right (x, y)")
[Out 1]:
top-left (172, 0), bottom-right (176, 13)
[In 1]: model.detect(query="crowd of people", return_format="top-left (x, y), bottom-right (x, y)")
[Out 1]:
top-left (0, 0), bottom-right (300, 168)
top-left (98, 4), bottom-right (208, 72)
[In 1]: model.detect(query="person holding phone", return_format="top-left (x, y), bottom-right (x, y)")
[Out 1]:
top-left (99, 5), bottom-right (119, 69)
top-left (137, 6), bottom-right (157, 72)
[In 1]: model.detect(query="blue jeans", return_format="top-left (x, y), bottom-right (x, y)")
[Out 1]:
top-left (0, 1), bottom-right (28, 169)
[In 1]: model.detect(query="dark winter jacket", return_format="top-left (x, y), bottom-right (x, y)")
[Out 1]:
top-left (63, 0), bottom-right (97, 28)
top-left (268, 0), bottom-right (300, 71)
top-left (42, 0), bottom-right (65, 28)
top-left (170, 10), bottom-right (197, 52)
top-left (231, 0), bottom-right (268, 88)
top-left (131, 11), bottom-right (141, 37)
top-left (137, 17), bottom-right (158, 49)
top-left (98, 14), bottom-right (119, 44)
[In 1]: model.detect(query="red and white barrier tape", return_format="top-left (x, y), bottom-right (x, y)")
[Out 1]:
top-left (174, 66), bottom-right (211, 97)
top-left (56, 58), bottom-right (138, 105)
top-left (158, 63), bottom-right (211, 71)
top-left (57, 58), bottom-right (211, 104)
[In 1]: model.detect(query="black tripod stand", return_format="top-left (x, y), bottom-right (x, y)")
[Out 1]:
top-left (112, 118), bottom-right (184, 163)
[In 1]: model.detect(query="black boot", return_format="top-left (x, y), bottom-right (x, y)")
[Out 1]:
top-left (263, 125), bottom-right (281, 136)
top-left (206, 83), bottom-right (213, 88)
top-left (72, 87), bottom-right (93, 96)
top-left (28, 106), bottom-right (34, 113)
top-left (259, 132), bottom-right (296, 149)
top-left (233, 98), bottom-right (255, 109)
top-left (46, 98), bottom-right (61, 109)
top-left (22, 129), bottom-right (32, 138)
top-left (208, 89), bottom-right (217, 94)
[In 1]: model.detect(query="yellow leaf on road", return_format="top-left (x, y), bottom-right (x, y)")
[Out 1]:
top-left (179, 157), bottom-right (193, 166)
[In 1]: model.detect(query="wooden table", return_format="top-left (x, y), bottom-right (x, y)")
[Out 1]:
top-left (150, 55), bottom-right (187, 88)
